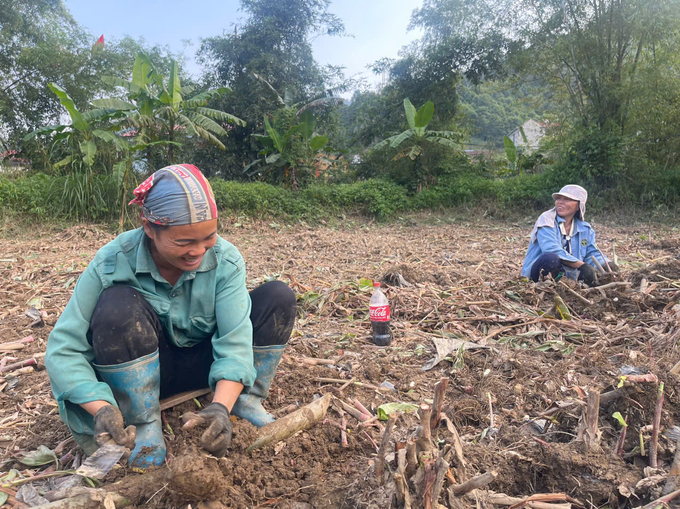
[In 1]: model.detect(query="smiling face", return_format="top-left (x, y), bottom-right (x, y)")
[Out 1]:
top-left (143, 219), bottom-right (218, 273)
top-left (554, 195), bottom-right (580, 219)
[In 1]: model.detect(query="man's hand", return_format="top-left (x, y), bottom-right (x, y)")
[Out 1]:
top-left (578, 263), bottom-right (598, 287)
top-left (93, 405), bottom-right (136, 449)
top-left (196, 402), bottom-right (232, 457)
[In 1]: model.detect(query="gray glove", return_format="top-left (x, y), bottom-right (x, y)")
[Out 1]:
top-left (93, 405), bottom-right (136, 449)
top-left (196, 402), bottom-right (232, 457)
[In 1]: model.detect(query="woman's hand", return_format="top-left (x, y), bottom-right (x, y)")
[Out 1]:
top-left (577, 264), bottom-right (598, 286)
top-left (93, 405), bottom-right (136, 449)
top-left (195, 402), bottom-right (232, 457)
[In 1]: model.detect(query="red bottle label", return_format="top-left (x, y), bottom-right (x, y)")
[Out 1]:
top-left (370, 305), bottom-right (390, 322)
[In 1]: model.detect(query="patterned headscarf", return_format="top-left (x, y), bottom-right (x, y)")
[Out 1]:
top-left (129, 164), bottom-right (217, 225)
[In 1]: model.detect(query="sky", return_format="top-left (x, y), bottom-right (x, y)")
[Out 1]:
top-left (63, 0), bottom-right (424, 90)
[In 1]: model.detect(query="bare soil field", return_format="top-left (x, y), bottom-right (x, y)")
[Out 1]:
top-left (1, 216), bottom-right (679, 508)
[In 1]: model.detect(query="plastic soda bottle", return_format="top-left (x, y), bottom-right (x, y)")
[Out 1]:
top-left (369, 282), bottom-right (392, 346)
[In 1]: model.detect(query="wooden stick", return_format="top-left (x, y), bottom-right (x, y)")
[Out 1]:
top-left (0, 336), bottom-right (34, 352)
top-left (483, 319), bottom-right (541, 342)
top-left (0, 486), bottom-right (27, 509)
top-left (583, 281), bottom-right (631, 293)
top-left (431, 379), bottom-right (448, 431)
top-left (247, 393), bottom-right (331, 452)
top-left (558, 281), bottom-right (594, 306)
top-left (623, 374), bottom-right (658, 384)
top-left (160, 388), bottom-right (211, 411)
top-left (595, 247), bottom-right (612, 272)
top-left (590, 256), bottom-right (605, 273)
top-left (640, 488), bottom-right (680, 509)
top-left (340, 415), bottom-right (348, 448)
top-left (353, 399), bottom-right (372, 419)
top-left (650, 382), bottom-right (664, 468)
top-left (488, 392), bottom-right (495, 428)
top-left (374, 412), bottom-right (398, 485)
top-left (450, 470), bottom-right (497, 496)
top-left (316, 378), bottom-right (384, 391)
top-left (0, 357), bottom-right (37, 373)
top-left (336, 399), bottom-right (370, 422)
top-left (489, 493), bottom-right (582, 509)
top-left (599, 386), bottom-right (634, 406)
top-left (300, 357), bottom-right (337, 366)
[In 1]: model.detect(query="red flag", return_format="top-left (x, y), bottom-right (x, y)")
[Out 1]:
top-left (93, 35), bottom-right (105, 50)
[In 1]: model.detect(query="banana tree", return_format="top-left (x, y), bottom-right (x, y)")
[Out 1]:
top-left (373, 99), bottom-right (460, 190)
top-left (374, 99), bottom-right (459, 157)
top-left (245, 108), bottom-right (329, 190)
top-left (93, 53), bottom-right (245, 165)
top-left (503, 125), bottom-right (528, 176)
top-left (23, 84), bottom-right (128, 171)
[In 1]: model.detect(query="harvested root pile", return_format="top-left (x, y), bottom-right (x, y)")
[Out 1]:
top-left (1, 220), bottom-right (680, 508)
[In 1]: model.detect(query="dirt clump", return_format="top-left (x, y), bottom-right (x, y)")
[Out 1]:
top-left (167, 448), bottom-right (228, 502)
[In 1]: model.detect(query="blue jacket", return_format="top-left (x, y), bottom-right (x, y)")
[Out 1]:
top-left (521, 215), bottom-right (607, 279)
top-left (45, 228), bottom-right (257, 437)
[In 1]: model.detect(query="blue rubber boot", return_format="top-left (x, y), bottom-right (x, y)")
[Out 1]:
top-left (231, 344), bottom-right (285, 427)
top-left (94, 350), bottom-right (166, 467)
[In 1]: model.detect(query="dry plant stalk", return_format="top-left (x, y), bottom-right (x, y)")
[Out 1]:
top-left (335, 398), bottom-right (370, 422)
top-left (374, 411), bottom-right (398, 485)
top-left (416, 404), bottom-right (435, 460)
top-left (394, 448), bottom-right (412, 509)
top-left (352, 399), bottom-right (372, 419)
top-left (663, 433), bottom-right (680, 495)
top-left (340, 414), bottom-right (348, 448)
top-left (640, 488), bottom-right (680, 509)
top-left (422, 460), bottom-right (437, 509)
top-left (405, 438), bottom-right (418, 479)
top-left (450, 470), bottom-right (498, 496)
top-left (431, 456), bottom-right (449, 506)
top-left (581, 389), bottom-right (601, 451)
top-left (431, 378), bottom-right (449, 431)
top-left (0, 357), bottom-right (37, 373)
top-left (650, 382), bottom-right (664, 468)
top-left (247, 393), bottom-right (331, 452)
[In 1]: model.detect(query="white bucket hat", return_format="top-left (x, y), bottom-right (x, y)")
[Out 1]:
top-left (552, 184), bottom-right (587, 220)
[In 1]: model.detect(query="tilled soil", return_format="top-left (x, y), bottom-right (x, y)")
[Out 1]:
top-left (1, 215), bottom-right (680, 508)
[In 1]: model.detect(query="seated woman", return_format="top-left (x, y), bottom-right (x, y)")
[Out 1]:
top-left (45, 164), bottom-right (296, 467)
top-left (521, 185), bottom-right (613, 285)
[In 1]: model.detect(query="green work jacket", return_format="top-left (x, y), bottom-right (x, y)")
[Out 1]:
top-left (45, 227), bottom-right (256, 436)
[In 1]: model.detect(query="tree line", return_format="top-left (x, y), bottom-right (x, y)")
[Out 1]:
top-left (2, 0), bottom-right (680, 220)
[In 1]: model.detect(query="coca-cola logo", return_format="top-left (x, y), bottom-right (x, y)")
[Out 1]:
top-left (370, 305), bottom-right (390, 321)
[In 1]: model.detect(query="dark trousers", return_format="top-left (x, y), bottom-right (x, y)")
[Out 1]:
top-left (89, 281), bottom-right (296, 399)
top-left (530, 252), bottom-right (564, 282)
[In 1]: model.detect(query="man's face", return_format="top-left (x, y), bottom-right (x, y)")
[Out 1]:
top-left (144, 219), bottom-right (218, 272)
top-left (555, 196), bottom-right (579, 218)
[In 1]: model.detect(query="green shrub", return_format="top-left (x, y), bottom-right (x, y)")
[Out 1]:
top-left (2, 167), bottom-right (679, 224)
top-left (0, 173), bottom-right (51, 215)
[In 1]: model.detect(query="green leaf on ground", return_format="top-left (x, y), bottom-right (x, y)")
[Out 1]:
top-left (377, 402), bottom-right (419, 420)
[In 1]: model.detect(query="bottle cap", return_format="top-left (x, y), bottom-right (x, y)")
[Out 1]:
top-left (373, 281), bottom-right (380, 287)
